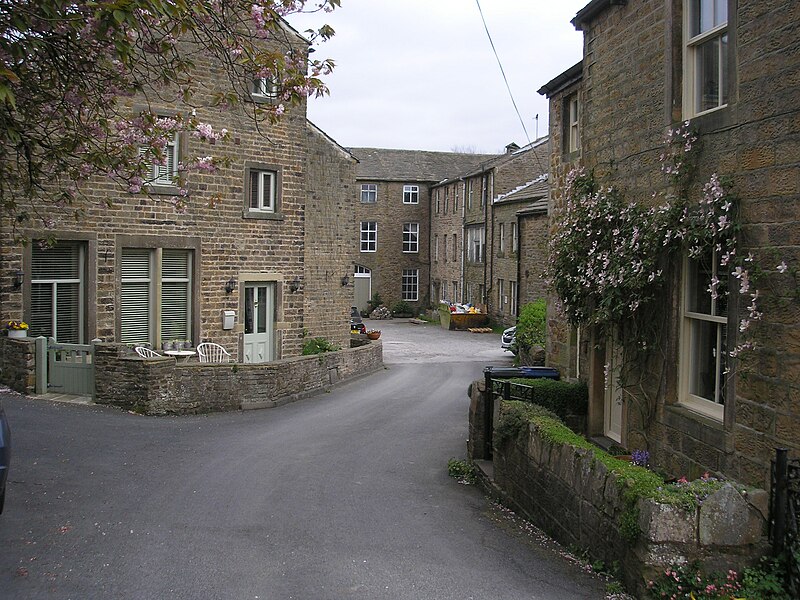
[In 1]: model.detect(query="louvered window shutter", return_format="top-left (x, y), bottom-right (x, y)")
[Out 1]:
top-left (120, 249), bottom-right (152, 344)
top-left (161, 250), bottom-right (191, 341)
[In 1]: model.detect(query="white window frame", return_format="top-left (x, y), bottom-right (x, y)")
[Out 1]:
top-left (443, 235), bottom-right (448, 263)
top-left (497, 279), bottom-right (505, 312)
top-left (568, 94), bottom-right (580, 153)
top-left (120, 248), bottom-right (193, 346)
top-left (403, 184), bottom-right (419, 204)
top-left (433, 235), bottom-right (439, 262)
top-left (510, 281), bottom-right (518, 316)
top-left (360, 221), bottom-right (377, 252)
top-left (499, 223), bottom-right (506, 253)
top-left (252, 77), bottom-right (278, 101)
top-left (247, 170), bottom-right (276, 213)
top-left (467, 226), bottom-right (485, 263)
top-left (402, 269), bottom-right (419, 302)
top-left (452, 280), bottom-right (459, 302)
top-left (435, 189), bottom-right (440, 214)
top-left (30, 241), bottom-right (86, 343)
top-left (444, 187), bottom-right (449, 213)
top-left (679, 251), bottom-right (727, 421)
top-left (402, 222), bottom-right (419, 253)
top-left (683, 0), bottom-right (728, 118)
top-left (467, 180), bottom-right (473, 210)
top-left (511, 222), bottom-right (518, 253)
top-left (361, 183), bottom-right (377, 204)
top-left (142, 132), bottom-right (178, 187)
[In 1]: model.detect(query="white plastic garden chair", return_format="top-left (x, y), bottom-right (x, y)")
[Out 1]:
top-left (135, 346), bottom-right (162, 359)
top-left (196, 342), bottom-right (231, 363)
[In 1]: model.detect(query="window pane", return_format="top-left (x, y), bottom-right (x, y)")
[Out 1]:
top-left (120, 282), bottom-right (150, 344)
top-left (696, 36), bottom-right (721, 112)
top-left (121, 249), bottom-right (151, 344)
top-left (161, 281), bottom-right (188, 340)
top-left (244, 287), bottom-right (254, 334)
top-left (161, 250), bottom-right (191, 341)
top-left (258, 287), bottom-right (267, 334)
top-left (686, 254), bottom-right (713, 315)
top-left (55, 282), bottom-right (80, 343)
top-left (250, 171), bottom-right (261, 209)
top-left (30, 284), bottom-right (53, 339)
top-left (689, 319), bottom-right (725, 404)
top-left (32, 242), bottom-right (80, 279)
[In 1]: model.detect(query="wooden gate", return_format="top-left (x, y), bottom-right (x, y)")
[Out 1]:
top-left (47, 339), bottom-right (94, 396)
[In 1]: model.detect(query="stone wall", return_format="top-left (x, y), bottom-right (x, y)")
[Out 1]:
top-left (304, 124), bottom-right (358, 348)
top-left (0, 337), bottom-right (36, 394)
top-left (467, 383), bottom-right (770, 597)
top-left (93, 341), bottom-right (384, 415)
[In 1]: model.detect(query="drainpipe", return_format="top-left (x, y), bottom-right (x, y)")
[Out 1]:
top-left (484, 172), bottom-right (492, 311)
top-left (459, 179), bottom-right (466, 303)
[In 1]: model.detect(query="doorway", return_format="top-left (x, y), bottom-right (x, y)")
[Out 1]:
top-left (243, 283), bottom-right (275, 364)
top-left (603, 333), bottom-right (624, 443)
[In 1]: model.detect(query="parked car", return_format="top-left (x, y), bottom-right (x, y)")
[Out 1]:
top-left (0, 401), bottom-right (10, 514)
top-left (350, 306), bottom-right (366, 334)
top-left (501, 326), bottom-right (517, 354)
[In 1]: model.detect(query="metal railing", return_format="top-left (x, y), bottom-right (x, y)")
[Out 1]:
top-left (770, 448), bottom-right (799, 596)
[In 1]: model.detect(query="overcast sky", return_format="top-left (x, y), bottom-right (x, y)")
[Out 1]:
top-left (288, 0), bottom-right (587, 154)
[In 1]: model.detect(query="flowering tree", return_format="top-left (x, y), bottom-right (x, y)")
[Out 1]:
top-left (0, 0), bottom-right (338, 227)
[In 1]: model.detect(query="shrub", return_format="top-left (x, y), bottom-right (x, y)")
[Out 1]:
top-left (391, 300), bottom-right (412, 315)
top-left (507, 378), bottom-right (588, 419)
top-left (447, 459), bottom-right (476, 484)
top-left (301, 337), bottom-right (340, 355)
top-left (367, 292), bottom-right (383, 312)
top-left (515, 299), bottom-right (546, 351)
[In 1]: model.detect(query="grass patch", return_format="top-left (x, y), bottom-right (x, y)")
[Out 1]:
top-left (495, 401), bottom-right (733, 542)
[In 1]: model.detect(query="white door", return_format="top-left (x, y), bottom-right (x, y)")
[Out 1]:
top-left (604, 334), bottom-right (624, 443)
top-left (354, 273), bottom-right (371, 314)
top-left (243, 283), bottom-right (275, 364)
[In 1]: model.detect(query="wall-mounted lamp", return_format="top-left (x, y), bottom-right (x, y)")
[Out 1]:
top-left (288, 277), bottom-right (301, 293)
top-left (341, 274), bottom-right (349, 287)
top-left (13, 270), bottom-right (23, 290)
top-left (224, 278), bottom-right (236, 294)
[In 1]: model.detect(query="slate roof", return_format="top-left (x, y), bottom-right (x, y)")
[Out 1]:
top-left (348, 148), bottom-right (499, 183)
top-left (440, 136), bottom-right (551, 184)
top-left (494, 174), bottom-right (549, 205)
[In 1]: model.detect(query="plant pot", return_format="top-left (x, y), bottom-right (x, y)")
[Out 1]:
top-left (7, 329), bottom-right (27, 338)
top-left (366, 332), bottom-right (381, 340)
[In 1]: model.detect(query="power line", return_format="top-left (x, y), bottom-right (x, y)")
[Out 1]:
top-left (475, 0), bottom-right (531, 146)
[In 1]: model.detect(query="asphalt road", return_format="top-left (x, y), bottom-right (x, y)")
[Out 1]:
top-left (0, 320), bottom-right (607, 599)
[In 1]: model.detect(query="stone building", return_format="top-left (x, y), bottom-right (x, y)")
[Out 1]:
top-left (347, 148), bottom-right (494, 313)
top-left (540, 0), bottom-right (799, 489)
top-left (431, 139), bottom-right (550, 326)
top-left (493, 176), bottom-right (549, 329)
top-left (0, 29), bottom-right (356, 369)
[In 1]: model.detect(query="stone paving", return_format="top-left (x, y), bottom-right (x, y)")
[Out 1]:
top-left (367, 317), bottom-right (514, 365)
